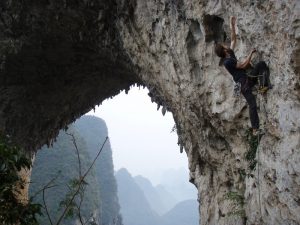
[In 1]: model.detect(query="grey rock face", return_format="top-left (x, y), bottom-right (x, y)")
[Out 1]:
top-left (0, 1), bottom-right (299, 225)
top-left (116, 1), bottom-right (300, 225)
top-left (0, 0), bottom-right (140, 150)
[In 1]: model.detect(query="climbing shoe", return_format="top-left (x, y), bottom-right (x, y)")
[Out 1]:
top-left (258, 86), bottom-right (269, 94)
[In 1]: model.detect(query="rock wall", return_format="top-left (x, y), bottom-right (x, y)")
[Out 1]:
top-left (0, 1), bottom-right (299, 225)
top-left (0, 0), bottom-right (140, 150)
top-left (116, 1), bottom-right (300, 224)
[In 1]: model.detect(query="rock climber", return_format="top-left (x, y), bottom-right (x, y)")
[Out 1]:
top-left (214, 16), bottom-right (270, 136)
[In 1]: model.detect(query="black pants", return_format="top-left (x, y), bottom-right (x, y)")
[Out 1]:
top-left (239, 61), bottom-right (270, 129)
top-left (239, 75), bottom-right (259, 130)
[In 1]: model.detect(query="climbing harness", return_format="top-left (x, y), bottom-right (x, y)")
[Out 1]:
top-left (234, 65), bottom-right (270, 98)
top-left (247, 73), bottom-right (270, 94)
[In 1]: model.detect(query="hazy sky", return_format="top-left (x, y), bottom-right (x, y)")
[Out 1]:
top-left (87, 86), bottom-right (188, 184)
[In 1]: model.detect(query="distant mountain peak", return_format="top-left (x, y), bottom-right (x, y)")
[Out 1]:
top-left (116, 168), bottom-right (131, 177)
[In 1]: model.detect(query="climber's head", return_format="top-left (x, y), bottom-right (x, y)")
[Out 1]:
top-left (214, 43), bottom-right (229, 58)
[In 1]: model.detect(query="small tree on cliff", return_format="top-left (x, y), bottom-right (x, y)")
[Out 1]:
top-left (0, 134), bottom-right (42, 225)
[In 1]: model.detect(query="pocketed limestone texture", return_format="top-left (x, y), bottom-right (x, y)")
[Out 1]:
top-left (0, 1), bottom-right (299, 225)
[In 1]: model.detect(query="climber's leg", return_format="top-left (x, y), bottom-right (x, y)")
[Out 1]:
top-left (240, 77), bottom-right (260, 130)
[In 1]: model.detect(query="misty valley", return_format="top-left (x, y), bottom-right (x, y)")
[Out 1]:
top-left (29, 116), bottom-right (199, 225)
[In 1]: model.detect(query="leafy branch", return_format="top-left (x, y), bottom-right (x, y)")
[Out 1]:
top-left (54, 135), bottom-right (108, 225)
top-left (66, 133), bottom-right (82, 178)
top-left (224, 191), bottom-right (246, 219)
top-left (0, 134), bottom-right (42, 225)
top-left (245, 129), bottom-right (260, 171)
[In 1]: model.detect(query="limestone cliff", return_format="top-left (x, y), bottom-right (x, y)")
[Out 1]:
top-left (0, 1), bottom-right (299, 225)
top-left (0, 0), bottom-right (139, 150)
top-left (116, 1), bottom-right (300, 224)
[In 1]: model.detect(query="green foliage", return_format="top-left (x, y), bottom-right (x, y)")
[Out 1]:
top-left (0, 134), bottom-right (42, 225)
top-left (29, 116), bottom-right (122, 225)
top-left (245, 129), bottom-right (259, 171)
top-left (227, 209), bottom-right (246, 218)
top-left (224, 191), bottom-right (244, 205)
top-left (224, 191), bottom-right (245, 219)
top-left (58, 178), bottom-right (88, 220)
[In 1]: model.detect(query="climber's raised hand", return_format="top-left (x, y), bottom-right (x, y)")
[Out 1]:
top-left (230, 16), bottom-right (237, 50)
top-left (230, 16), bottom-right (236, 28)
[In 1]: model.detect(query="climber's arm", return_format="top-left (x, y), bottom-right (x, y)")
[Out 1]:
top-left (230, 16), bottom-right (237, 50)
top-left (236, 49), bottom-right (256, 69)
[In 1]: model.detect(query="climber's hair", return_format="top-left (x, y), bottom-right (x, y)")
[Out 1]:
top-left (214, 43), bottom-right (226, 58)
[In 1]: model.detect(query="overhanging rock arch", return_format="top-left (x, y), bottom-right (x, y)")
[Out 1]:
top-left (1, 1), bottom-right (299, 225)
top-left (0, 0), bottom-right (140, 150)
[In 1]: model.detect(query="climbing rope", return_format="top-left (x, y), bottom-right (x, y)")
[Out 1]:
top-left (255, 85), bottom-right (269, 221)
top-left (256, 132), bottom-right (263, 220)
top-left (245, 70), bottom-right (269, 221)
